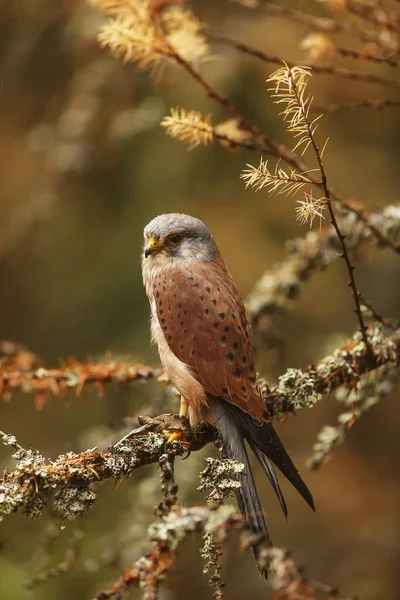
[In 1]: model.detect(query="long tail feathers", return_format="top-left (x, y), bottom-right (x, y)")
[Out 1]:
top-left (209, 396), bottom-right (315, 542)
top-left (216, 398), bottom-right (315, 512)
top-left (249, 442), bottom-right (288, 519)
top-left (210, 398), bottom-right (272, 544)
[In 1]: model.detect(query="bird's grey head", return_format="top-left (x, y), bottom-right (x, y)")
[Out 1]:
top-left (143, 213), bottom-right (219, 263)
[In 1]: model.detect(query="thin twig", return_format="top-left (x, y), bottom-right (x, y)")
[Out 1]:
top-left (208, 34), bottom-right (400, 255)
top-left (336, 46), bottom-right (400, 68)
top-left (209, 33), bottom-right (400, 88)
top-left (148, 8), bottom-right (308, 173)
top-left (345, 0), bottom-right (400, 34)
top-left (212, 129), bottom-right (276, 153)
top-left (170, 52), bottom-right (306, 170)
top-left (313, 97), bottom-right (400, 113)
top-left (246, 204), bottom-right (400, 327)
top-left (24, 529), bottom-right (85, 590)
top-left (307, 364), bottom-right (399, 470)
top-left (262, 1), bottom-right (394, 49)
top-left (329, 194), bottom-right (400, 254)
top-left (359, 293), bottom-right (400, 330)
top-left (288, 69), bottom-right (373, 357)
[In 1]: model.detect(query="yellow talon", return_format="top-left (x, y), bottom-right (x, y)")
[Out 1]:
top-left (167, 430), bottom-right (184, 444)
top-left (164, 429), bottom-right (189, 446)
top-left (160, 429), bottom-right (188, 444)
top-left (160, 399), bottom-right (190, 444)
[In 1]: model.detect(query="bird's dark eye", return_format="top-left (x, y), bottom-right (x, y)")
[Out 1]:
top-left (170, 234), bottom-right (183, 245)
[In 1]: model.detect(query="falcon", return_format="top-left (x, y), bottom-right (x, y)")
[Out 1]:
top-left (142, 213), bottom-right (314, 545)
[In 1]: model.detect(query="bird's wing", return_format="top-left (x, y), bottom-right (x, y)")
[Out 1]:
top-left (152, 255), bottom-right (265, 420)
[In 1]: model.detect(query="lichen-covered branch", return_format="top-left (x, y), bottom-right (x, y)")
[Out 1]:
top-left (246, 205), bottom-right (400, 329)
top-left (0, 340), bottom-right (38, 369)
top-left (0, 358), bottom-right (161, 406)
top-left (307, 364), bottom-right (399, 470)
top-left (263, 325), bottom-right (399, 417)
top-left (1, 326), bottom-right (398, 522)
top-left (0, 417), bottom-right (214, 521)
top-left (93, 502), bottom-right (356, 600)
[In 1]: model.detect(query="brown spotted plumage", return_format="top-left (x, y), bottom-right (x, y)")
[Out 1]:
top-left (142, 213), bottom-right (314, 553)
top-left (153, 256), bottom-right (265, 421)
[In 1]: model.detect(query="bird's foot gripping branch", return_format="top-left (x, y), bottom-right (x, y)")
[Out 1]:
top-left (0, 420), bottom-right (214, 522)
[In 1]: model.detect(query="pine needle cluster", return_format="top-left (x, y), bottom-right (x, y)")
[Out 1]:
top-left (161, 108), bottom-right (213, 149)
top-left (242, 65), bottom-right (328, 227)
top-left (161, 108), bottom-right (252, 150)
top-left (92, 0), bottom-right (209, 69)
top-left (267, 64), bottom-right (326, 156)
top-left (241, 158), bottom-right (312, 196)
top-left (295, 191), bottom-right (327, 228)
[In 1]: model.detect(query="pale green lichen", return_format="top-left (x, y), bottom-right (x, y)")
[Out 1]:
top-left (380, 204), bottom-right (400, 241)
top-left (277, 368), bottom-right (323, 409)
top-left (307, 425), bottom-right (345, 471)
top-left (198, 457), bottom-right (244, 504)
top-left (200, 532), bottom-right (218, 568)
top-left (149, 504), bottom-right (237, 551)
top-left (1, 433), bottom-right (19, 447)
top-left (308, 362), bottom-right (399, 470)
top-left (53, 487), bottom-right (97, 521)
top-left (148, 506), bottom-right (205, 550)
top-left (0, 430), bottom-right (180, 522)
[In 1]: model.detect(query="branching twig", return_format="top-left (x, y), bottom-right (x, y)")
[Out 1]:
top-left (207, 34), bottom-right (400, 255)
top-left (360, 293), bottom-right (400, 330)
top-left (307, 364), bottom-right (399, 470)
top-left (262, 1), bottom-right (395, 50)
top-left (262, 325), bottom-right (399, 417)
top-left (24, 529), bottom-right (85, 590)
top-left (313, 97), bottom-right (400, 113)
top-left (268, 66), bottom-right (372, 355)
top-left (94, 2), bottom-right (399, 255)
top-left (246, 202), bottom-right (400, 329)
top-left (330, 195), bottom-right (400, 254)
top-left (336, 46), bottom-right (400, 68)
top-left (162, 37), bottom-right (305, 171)
top-left (93, 503), bottom-right (357, 600)
top-left (209, 33), bottom-right (400, 88)
top-left (345, 0), bottom-right (400, 35)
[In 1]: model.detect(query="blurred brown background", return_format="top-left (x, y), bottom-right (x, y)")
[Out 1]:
top-left (0, 1), bottom-right (400, 599)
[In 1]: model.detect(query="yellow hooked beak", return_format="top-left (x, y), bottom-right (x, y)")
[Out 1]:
top-left (144, 236), bottom-right (161, 258)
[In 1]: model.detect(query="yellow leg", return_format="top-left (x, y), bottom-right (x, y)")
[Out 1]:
top-left (179, 399), bottom-right (189, 418)
top-left (167, 399), bottom-right (189, 444)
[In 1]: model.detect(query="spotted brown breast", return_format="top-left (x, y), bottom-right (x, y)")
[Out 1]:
top-left (152, 255), bottom-right (266, 420)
